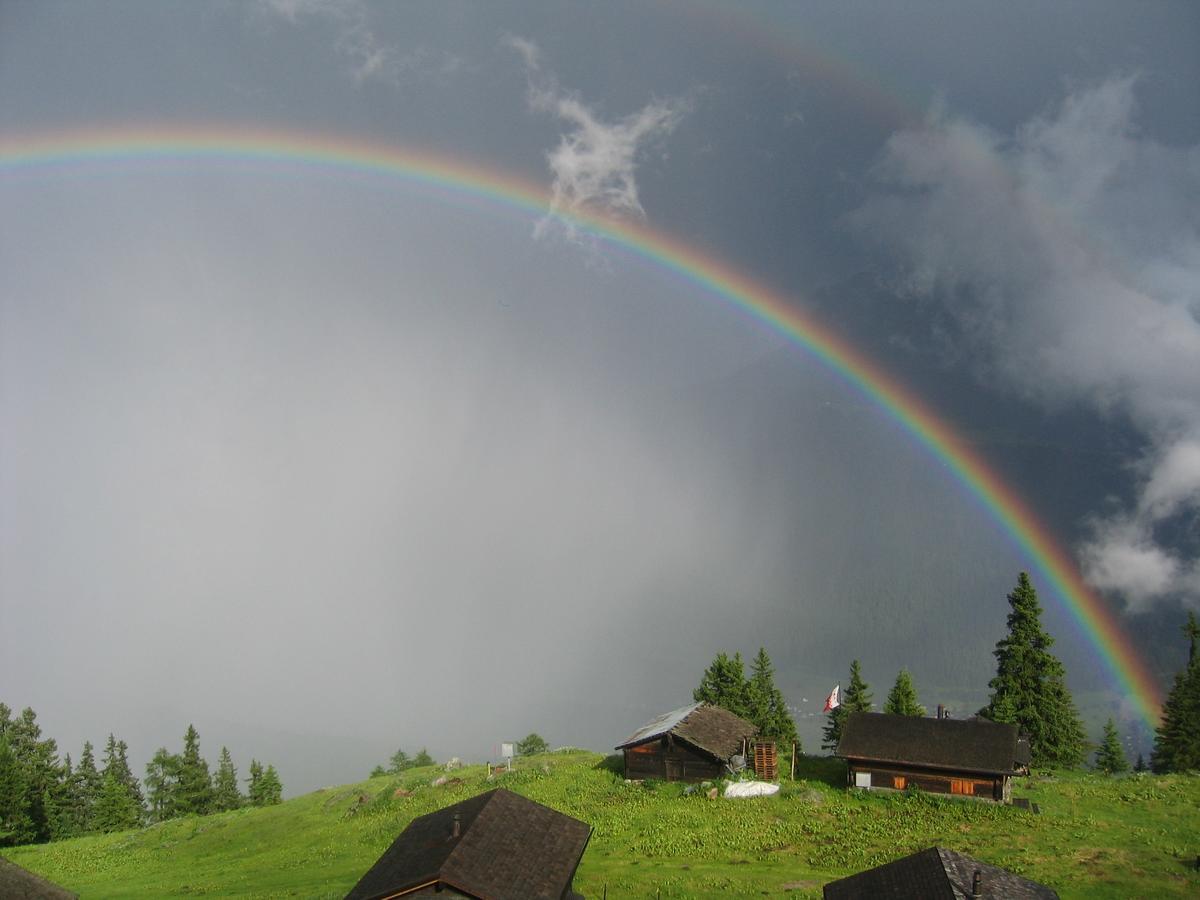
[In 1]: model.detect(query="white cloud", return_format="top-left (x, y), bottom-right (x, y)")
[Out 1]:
top-left (259, 0), bottom-right (461, 87)
top-left (853, 75), bottom-right (1200, 610)
top-left (505, 35), bottom-right (689, 241)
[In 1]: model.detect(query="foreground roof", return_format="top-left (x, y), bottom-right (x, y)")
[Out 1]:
top-left (823, 846), bottom-right (1059, 899)
top-left (344, 788), bottom-right (591, 900)
top-left (615, 702), bottom-right (758, 760)
top-left (836, 713), bottom-right (1030, 775)
top-left (0, 856), bottom-right (77, 899)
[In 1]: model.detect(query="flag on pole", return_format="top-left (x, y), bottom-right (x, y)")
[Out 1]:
top-left (823, 684), bottom-right (840, 712)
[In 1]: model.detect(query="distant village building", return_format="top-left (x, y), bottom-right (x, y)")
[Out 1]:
top-left (835, 712), bottom-right (1030, 803)
top-left (823, 846), bottom-right (1059, 899)
top-left (0, 856), bottom-right (78, 899)
top-left (616, 702), bottom-right (758, 782)
top-left (343, 788), bottom-right (591, 900)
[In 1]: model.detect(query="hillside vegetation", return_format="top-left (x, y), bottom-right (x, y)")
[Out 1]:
top-left (6, 752), bottom-right (1199, 898)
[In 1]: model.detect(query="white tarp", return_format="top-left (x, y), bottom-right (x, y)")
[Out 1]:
top-left (724, 781), bottom-right (780, 798)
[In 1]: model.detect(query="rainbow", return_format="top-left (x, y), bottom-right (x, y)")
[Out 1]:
top-left (0, 125), bottom-right (1164, 731)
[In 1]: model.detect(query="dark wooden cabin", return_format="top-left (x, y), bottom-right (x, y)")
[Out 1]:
top-left (835, 712), bottom-right (1030, 803)
top-left (343, 788), bottom-right (591, 900)
top-left (615, 702), bottom-right (758, 782)
top-left (823, 846), bottom-right (1059, 899)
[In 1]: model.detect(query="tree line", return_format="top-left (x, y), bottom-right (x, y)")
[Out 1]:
top-left (0, 709), bottom-right (282, 847)
top-left (697, 573), bottom-right (1200, 776)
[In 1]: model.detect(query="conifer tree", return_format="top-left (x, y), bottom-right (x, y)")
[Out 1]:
top-left (388, 748), bottom-right (412, 774)
top-left (92, 770), bottom-right (141, 832)
top-left (883, 669), bottom-right (927, 717)
top-left (412, 748), bottom-right (435, 768)
top-left (72, 741), bottom-right (103, 833)
top-left (823, 660), bottom-right (872, 751)
top-left (1134, 753), bottom-right (1148, 773)
top-left (747, 648), bottom-right (798, 744)
top-left (0, 737), bottom-right (35, 846)
top-left (979, 573), bottom-right (1085, 767)
top-left (257, 765), bottom-right (283, 806)
top-left (369, 765), bottom-right (387, 778)
top-left (101, 734), bottom-right (145, 824)
top-left (7, 707), bottom-right (62, 842)
top-left (693, 651), bottom-right (753, 720)
top-left (1151, 612), bottom-right (1200, 773)
top-left (1093, 718), bottom-right (1128, 774)
top-left (144, 747), bottom-right (182, 823)
top-left (212, 747), bottom-right (242, 812)
top-left (246, 759), bottom-right (264, 806)
top-left (175, 725), bottom-right (214, 816)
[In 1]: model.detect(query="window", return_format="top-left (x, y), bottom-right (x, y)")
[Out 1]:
top-left (854, 771), bottom-right (871, 788)
top-left (892, 776), bottom-right (906, 790)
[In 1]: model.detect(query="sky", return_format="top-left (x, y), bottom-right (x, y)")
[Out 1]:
top-left (2, 1), bottom-right (1198, 793)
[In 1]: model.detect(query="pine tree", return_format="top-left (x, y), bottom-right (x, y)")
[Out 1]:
top-left (71, 741), bottom-right (102, 833)
top-left (823, 660), bottom-right (872, 752)
top-left (747, 648), bottom-right (798, 744)
top-left (92, 770), bottom-right (141, 833)
top-left (1093, 718), bottom-right (1128, 774)
top-left (979, 573), bottom-right (1086, 767)
top-left (7, 707), bottom-right (62, 842)
top-left (246, 759), bottom-right (264, 806)
top-left (693, 651), bottom-right (753, 720)
top-left (388, 749), bottom-right (411, 774)
top-left (101, 735), bottom-right (145, 825)
top-left (0, 737), bottom-right (35, 846)
top-left (145, 747), bottom-right (182, 823)
top-left (212, 747), bottom-right (242, 812)
top-left (175, 725), bottom-right (214, 816)
top-left (1151, 612), bottom-right (1200, 773)
top-left (1134, 753), bottom-right (1148, 773)
top-left (412, 748), bottom-right (435, 768)
top-left (883, 669), bottom-right (927, 717)
top-left (257, 765), bottom-right (283, 806)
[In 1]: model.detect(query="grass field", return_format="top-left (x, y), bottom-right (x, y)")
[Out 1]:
top-left (5, 752), bottom-right (1199, 898)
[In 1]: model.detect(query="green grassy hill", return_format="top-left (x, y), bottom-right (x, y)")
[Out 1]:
top-left (5, 752), bottom-right (1199, 898)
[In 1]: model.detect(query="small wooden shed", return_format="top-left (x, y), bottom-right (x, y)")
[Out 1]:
top-left (615, 702), bottom-right (758, 782)
top-left (823, 845), bottom-right (1059, 899)
top-left (835, 712), bottom-right (1030, 803)
top-left (343, 788), bottom-right (591, 900)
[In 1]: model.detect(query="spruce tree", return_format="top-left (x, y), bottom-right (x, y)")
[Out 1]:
top-left (145, 747), bottom-right (182, 823)
top-left (979, 572), bottom-right (1086, 767)
top-left (7, 707), bottom-right (62, 842)
top-left (1151, 612), bottom-right (1200, 773)
top-left (1093, 718), bottom-right (1128, 774)
top-left (257, 765), bottom-right (283, 805)
top-left (388, 749), bottom-right (412, 774)
top-left (693, 651), bottom-right (753, 720)
top-left (246, 759), bottom-right (264, 806)
top-left (1134, 753), bottom-right (1148, 773)
top-left (73, 741), bottom-right (102, 833)
top-left (101, 735), bottom-right (145, 825)
top-left (175, 725), bottom-right (214, 816)
top-left (212, 747), bottom-right (242, 812)
top-left (823, 660), bottom-right (872, 752)
top-left (92, 770), bottom-right (141, 833)
top-left (747, 648), bottom-right (798, 744)
top-left (0, 737), bottom-right (35, 846)
top-left (883, 669), bottom-right (927, 717)
top-left (412, 748), bottom-right (435, 768)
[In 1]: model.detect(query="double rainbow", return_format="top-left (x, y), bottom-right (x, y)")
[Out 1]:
top-left (0, 125), bottom-right (1163, 731)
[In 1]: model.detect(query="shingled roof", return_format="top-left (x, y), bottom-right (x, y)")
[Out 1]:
top-left (344, 788), bottom-right (591, 900)
top-left (823, 846), bottom-right (1059, 899)
top-left (615, 702), bottom-right (758, 760)
top-left (836, 713), bottom-right (1030, 775)
top-left (0, 856), bottom-right (77, 899)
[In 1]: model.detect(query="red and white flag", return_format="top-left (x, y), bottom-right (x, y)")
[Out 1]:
top-left (823, 684), bottom-right (841, 712)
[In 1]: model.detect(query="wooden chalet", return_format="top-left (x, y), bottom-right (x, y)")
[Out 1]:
top-left (615, 702), bottom-right (758, 782)
top-left (835, 712), bottom-right (1030, 803)
top-left (823, 846), bottom-right (1059, 899)
top-left (343, 788), bottom-right (591, 900)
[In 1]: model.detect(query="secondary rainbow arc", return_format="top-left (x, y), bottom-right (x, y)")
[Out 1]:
top-left (0, 124), bottom-right (1163, 731)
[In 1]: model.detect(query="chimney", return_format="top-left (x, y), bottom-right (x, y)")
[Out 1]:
top-left (972, 870), bottom-right (982, 897)
top-left (937, 704), bottom-right (945, 720)
top-left (451, 813), bottom-right (461, 839)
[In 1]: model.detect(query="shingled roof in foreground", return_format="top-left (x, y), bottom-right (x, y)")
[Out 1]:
top-left (823, 846), bottom-right (1059, 899)
top-left (344, 788), bottom-right (591, 900)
